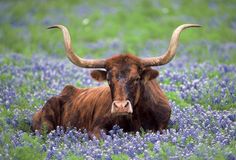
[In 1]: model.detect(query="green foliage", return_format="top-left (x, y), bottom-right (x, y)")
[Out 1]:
top-left (0, 106), bottom-right (14, 129)
top-left (76, 80), bottom-right (83, 88)
top-left (0, 56), bottom-right (26, 67)
top-left (65, 153), bottom-right (84, 160)
top-left (166, 91), bottom-right (190, 108)
top-left (111, 153), bottom-right (130, 160)
top-left (158, 142), bottom-right (177, 160)
top-left (11, 134), bottom-right (46, 160)
top-left (185, 44), bottom-right (236, 65)
top-left (188, 140), bottom-right (236, 160)
top-left (13, 146), bottom-right (44, 160)
top-left (0, 0), bottom-right (236, 58)
top-left (0, 73), bottom-right (12, 82)
top-left (147, 142), bottom-right (154, 150)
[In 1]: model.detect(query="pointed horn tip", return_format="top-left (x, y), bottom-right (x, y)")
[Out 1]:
top-left (47, 25), bottom-right (61, 30)
top-left (193, 24), bottom-right (202, 27)
top-left (187, 24), bottom-right (202, 28)
top-left (179, 24), bottom-right (202, 30)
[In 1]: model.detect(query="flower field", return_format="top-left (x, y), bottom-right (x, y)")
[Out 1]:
top-left (0, 0), bottom-right (236, 159)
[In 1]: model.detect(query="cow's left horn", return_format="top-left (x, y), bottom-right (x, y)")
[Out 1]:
top-left (48, 25), bottom-right (106, 68)
top-left (141, 24), bottom-right (202, 66)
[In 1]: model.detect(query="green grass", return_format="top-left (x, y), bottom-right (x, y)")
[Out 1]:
top-left (111, 154), bottom-right (130, 160)
top-left (0, 0), bottom-right (236, 58)
top-left (65, 153), bottom-right (84, 160)
top-left (166, 91), bottom-right (191, 108)
top-left (11, 133), bottom-right (46, 160)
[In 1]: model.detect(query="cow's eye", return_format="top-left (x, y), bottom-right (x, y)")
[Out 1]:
top-left (134, 77), bottom-right (140, 83)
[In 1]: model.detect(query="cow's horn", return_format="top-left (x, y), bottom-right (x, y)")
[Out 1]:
top-left (141, 24), bottom-right (202, 66)
top-left (48, 25), bottom-right (106, 68)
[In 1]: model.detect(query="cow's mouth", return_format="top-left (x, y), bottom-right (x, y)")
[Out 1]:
top-left (111, 112), bottom-right (132, 117)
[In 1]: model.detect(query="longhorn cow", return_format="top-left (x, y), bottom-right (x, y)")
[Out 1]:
top-left (32, 24), bottom-right (201, 137)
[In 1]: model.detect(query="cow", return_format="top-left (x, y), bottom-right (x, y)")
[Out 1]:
top-left (32, 24), bottom-right (201, 138)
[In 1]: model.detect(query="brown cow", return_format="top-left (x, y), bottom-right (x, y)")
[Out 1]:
top-left (32, 24), bottom-right (201, 137)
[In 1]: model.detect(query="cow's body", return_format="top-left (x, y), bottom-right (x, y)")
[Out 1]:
top-left (32, 24), bottom-right (200, 137)
top-left (32, 80), bottom-right (171, 137)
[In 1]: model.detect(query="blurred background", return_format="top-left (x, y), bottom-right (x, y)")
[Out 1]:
top-left (0, 0), bottom-right (236, 63)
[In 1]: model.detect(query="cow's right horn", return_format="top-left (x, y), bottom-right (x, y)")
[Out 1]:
top-left (141, 24), bottom-right (202, 66)
top-left (48, 25), bottom-right (106, 68)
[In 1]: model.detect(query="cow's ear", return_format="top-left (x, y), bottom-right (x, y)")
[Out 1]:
top-left (91, 70), bottom-right (107, 82)
top-left (141, 68), bottom-right (159, 83)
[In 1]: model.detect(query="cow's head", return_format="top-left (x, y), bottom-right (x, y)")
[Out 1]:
top-left (48, 24), bottom-right (201, 115)
top-left (90, 55), bottom-right (159, 115)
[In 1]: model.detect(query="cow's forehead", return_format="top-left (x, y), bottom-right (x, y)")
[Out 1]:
top-left (110, 64), bottom-right (140, 77)
top-left (105, 54), bottom-right (142, 70)
top-left (111, 64), bottom-right (139, 72)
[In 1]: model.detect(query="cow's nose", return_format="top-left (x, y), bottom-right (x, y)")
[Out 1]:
top-left (111, 100), bottom-right (133, 114)
top-left (113, 101), bottom-right (129, 108)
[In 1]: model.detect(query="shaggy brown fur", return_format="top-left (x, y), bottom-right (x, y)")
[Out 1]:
top-left (32, 54), bottom-right (171, 137)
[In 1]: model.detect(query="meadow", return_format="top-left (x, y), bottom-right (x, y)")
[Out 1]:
top-left (0, 0), bottom-right (235, 159)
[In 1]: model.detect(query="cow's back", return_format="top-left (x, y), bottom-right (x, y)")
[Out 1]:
top-left (32, 85), bottom-right (82, 132)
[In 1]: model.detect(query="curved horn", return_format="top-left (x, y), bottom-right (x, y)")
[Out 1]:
top-left (142, 24), bottom-right (202, 66)
top-left (48, 25), bottom-right (105, 68)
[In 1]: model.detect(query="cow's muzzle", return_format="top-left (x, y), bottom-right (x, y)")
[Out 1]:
top-left (111, 100), bottom-right (133, 115)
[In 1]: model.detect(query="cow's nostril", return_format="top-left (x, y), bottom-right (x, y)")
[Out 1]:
top-left (114, 103), bottom-right (119, 108)
top-left (124, 101), bottom-right (129, 108)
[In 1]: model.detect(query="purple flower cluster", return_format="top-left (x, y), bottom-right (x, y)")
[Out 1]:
top-left (0, 52), bottom-right (235, 159)
top-left (158, 61), bottom-right (236, 110)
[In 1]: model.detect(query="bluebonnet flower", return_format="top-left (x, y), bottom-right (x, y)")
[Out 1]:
top-left (1, 46), bottom-right (236, 160)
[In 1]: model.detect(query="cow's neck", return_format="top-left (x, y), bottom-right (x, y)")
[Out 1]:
top-left (136, 80), bottom-right (159, 106)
